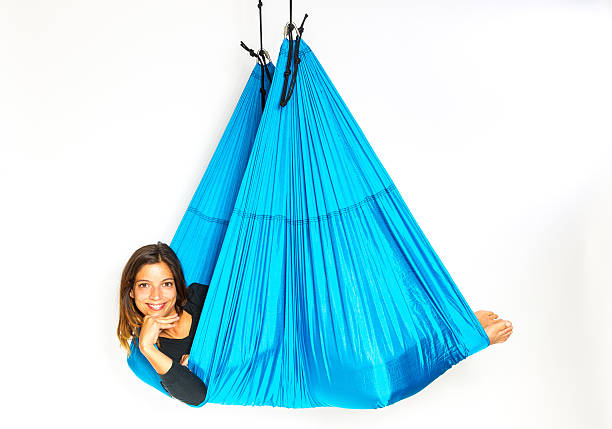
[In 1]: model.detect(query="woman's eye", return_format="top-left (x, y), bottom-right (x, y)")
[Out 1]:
top-left (163, 282), bottom-right (173, 287)
top-left (138, 283), bottom-right (148, 288)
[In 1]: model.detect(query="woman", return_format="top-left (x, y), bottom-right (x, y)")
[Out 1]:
top-left (117, 242), bottom-right (208, 406)
top-left (118, 242), bottom-right (514, 407)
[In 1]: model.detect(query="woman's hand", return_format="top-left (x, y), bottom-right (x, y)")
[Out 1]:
top-left (138, 313), bottom-right (180, 352)
top-left (180, 354), bottom-right (189, 367)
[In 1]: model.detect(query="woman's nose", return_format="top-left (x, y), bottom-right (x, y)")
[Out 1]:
top-left (149, 286), bottom-right (162, 300)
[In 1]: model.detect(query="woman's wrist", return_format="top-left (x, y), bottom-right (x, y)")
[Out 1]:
top-left (139, 342), bottom-right (173, 375)
top-left (139, 342), bottom-right (157, 356)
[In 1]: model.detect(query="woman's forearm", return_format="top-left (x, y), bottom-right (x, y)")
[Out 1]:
top-left (140, 345), bottom-right (207, 406)
top-left (140, 344), bottom-right (173, 375)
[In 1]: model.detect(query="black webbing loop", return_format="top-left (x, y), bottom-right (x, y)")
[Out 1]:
top-left (258, 49), bottom-right (273, 83)
top-left (280, 13), bottom-right (308, 107)
top-left (256, 1), bottom-right (272, 82)
top-left (241, 41), bottom-right (270, 110)
top-left (241, 1), bottom-right (272, 111)
top-left (240, 41), bottom-right (259, 60)
top-left (239, 42), bottom-right (271, 83)
top-left (258, 1), bottom-right (264, 56)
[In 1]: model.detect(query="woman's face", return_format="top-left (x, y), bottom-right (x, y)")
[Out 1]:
top-left (130, 261), bottom-right (177, 317)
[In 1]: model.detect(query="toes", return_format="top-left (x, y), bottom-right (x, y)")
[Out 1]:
top-left (492, 336), bottom-right (507, 344)
top-left (495, 330), bottom-right (513, 343)
top-left (490, 321), bottom-right (514, 344)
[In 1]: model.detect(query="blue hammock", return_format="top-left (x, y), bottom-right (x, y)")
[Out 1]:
top-left (127, 61), bottom-right (275, 404)
top-left (129, 38), bottom-right (489, 409)
top-left (183, 38), bottom-right (489, 408)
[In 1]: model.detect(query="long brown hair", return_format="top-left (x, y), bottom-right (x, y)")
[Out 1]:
top-left (117, 241), bottom-right (188, 355)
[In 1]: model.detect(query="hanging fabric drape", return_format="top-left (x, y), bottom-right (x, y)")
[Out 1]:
top-left (177, 38), bottom-right (489, 409)
top-left (170, 61), bottom-right (274, 286)
top-left (127, 61), bottom-right (275, 402)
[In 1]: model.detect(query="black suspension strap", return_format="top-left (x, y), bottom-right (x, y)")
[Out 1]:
top-left (240, 1), bottom-right (273, 111)
top-left (256, 1), bottom-right (272, 84)
top-left (280, 0), bottom-right (308, 107)
top-left (240, 40), bottom-right (259, 60)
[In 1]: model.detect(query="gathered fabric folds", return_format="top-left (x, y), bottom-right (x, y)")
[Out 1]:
top-left (170, 61), bottom-right (276, 285)
top-left (127, 62), bottom-right (275, 404)
top-left (183, 39), bottom-right (489, 409)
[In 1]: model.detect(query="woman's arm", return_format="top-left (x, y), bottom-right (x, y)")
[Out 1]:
top-left (157, 359), bottom-right (207, 406)
top-left (137, 314), bottom-right (178, 374)
top-left (140, 346), bottom-right (206, 406)
top-left (140, 344), bottom-right (173, 375)
top-left (138, 315), bottom-right (207, 406)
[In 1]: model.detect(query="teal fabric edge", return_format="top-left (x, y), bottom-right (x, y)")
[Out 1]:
top-left (126, 337), bottom-right (207, 408)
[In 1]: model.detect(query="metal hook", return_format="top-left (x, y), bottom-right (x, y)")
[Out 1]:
top-left (259, 49), bottom-right (271, 62)
top-left (283, 22), bottom-right (301, 39)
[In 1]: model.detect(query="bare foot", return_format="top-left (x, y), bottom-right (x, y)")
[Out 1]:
top-left (475, 310), bottom-right (499, 328)
top-left (484, 319), bottom-right (513, 345)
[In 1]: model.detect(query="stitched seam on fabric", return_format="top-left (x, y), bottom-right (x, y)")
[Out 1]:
top-left (231, 184), bottom-right (398, 225)
top-left (186, 207), bottom-right (230, 225)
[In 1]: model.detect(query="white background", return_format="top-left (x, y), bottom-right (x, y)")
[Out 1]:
top-left (1, 1), bottom-right (611, 428)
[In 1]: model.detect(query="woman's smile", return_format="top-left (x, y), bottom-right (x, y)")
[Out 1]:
top-left (146, 302), bottom-right (167, 311)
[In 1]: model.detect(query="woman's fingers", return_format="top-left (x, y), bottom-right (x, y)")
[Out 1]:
top-left (145, 318), bottom-right (177, 329)
top-left (144, 314), bottom-right (179, 321)
top-left (154, 312), bottom-right (180, 319)
top-left (153, 314), bottom-right (180, 322)
top-left (156, 322), bottom-right (177, 329)
top-left (141, 314), bottom-right (179, 335)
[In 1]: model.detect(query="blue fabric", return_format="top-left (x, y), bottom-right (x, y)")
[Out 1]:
top-left (127, 337), bottom-right (209, 405)
top-left (181, 39), bottom-right (490, 409)
top-left (127, 339), bottom-right (171, 397)
top-left (171, 61), bottom-right (276, 286)
top-left (126, 62), bottom-right (275, 406)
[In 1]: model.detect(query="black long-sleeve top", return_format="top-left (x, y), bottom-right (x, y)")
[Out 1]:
top-left (157, 282), bottom-right (209, 406)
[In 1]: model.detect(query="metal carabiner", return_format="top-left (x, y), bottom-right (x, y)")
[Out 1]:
top-left (283, 22), bottom-right (301, 39)
top-left (259, 49), bottom-right (271, 62)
